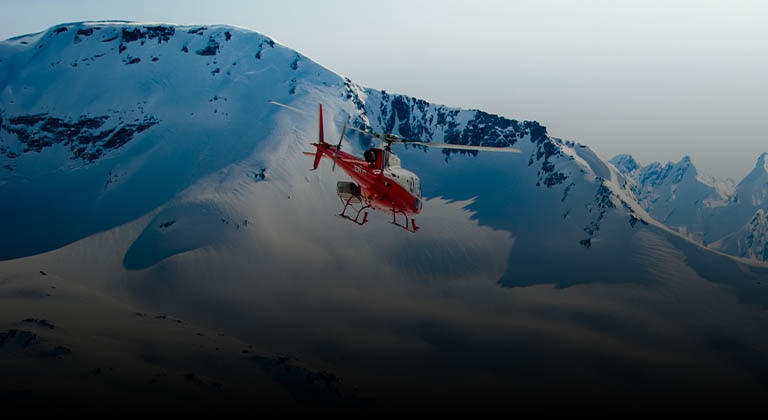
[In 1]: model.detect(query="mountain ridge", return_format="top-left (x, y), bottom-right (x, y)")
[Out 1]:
top-left (611, 152), bottom-right (768, 260)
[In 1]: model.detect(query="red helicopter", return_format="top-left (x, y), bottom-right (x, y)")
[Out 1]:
top-left (271, 101), bottom-right (520, 232)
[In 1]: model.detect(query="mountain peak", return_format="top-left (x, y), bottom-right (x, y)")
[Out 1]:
top-left (609, 154), bottom-right (639, 174)
top-left (749, 151), bottom-right (767, 173)
top-left (672, 155), bottom-right (697, 181)
top-left (633, 155), bottom-right (698, 187)
top-left (758, 151), bottom-right (768, 172)
top-left (739, 151), bottom-right (768, 187)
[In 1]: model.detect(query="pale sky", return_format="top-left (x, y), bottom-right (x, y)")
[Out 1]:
top-left (2, 0), bottom-right (767, 181)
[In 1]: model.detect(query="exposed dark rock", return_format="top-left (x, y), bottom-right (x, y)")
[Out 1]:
top-left (256, 39), bottom-right (275, 60)
top-left (542, 171), bottom-right (568, 187)
top-left (372, 93), bottom-right (526, 160)
top-left (629, 214), bottom-right (648, 227)
top-left (576, 183), bottom-right (618, 246)
top-left (343, 78), bottom-right (366, 114)
top-left (9, 113), bottom-right (48, 126)
top-left (595, 183), bottom-right (617, 209)
top-left (254, 168), bottom-right (266, 181)
top-left (144, 25), bottom-right (175, 43)
top-left (196, 36), bottom-right (220, 56)
top-left (188, 27), bottom-right (207, 35)
top-left (562, 182), bottom-right (576, 202)
top-left (121, 28), bottom-right (143, 42)
top-left (121, 26), bottom-right (175, 44)
top-left (2, 113), bottom-right (159, 163)
top-left (534, 137), bottom-right (558, 161)
top-left (460, 110), bottom-right (521, 149)
top-left (73, 27), bottom-right (98, 44)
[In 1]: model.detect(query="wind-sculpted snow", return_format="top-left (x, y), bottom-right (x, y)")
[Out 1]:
top-left (123, 201), bottom-right (242, 270)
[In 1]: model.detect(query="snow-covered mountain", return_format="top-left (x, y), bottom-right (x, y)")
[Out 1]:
top-left (713, 153), bottom-right (768, 259)
top-left (2, 21), bottom-right (768, 412)
top-left (0, 20), bottom-right (660, 284)
top-left (611, 153), bottom-right (768, 260)
top-left (714, 208), bottom-right (768, 260)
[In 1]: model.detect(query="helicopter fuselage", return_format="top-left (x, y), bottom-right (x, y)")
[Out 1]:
top-left (312, 142), bottom-right (422, 218)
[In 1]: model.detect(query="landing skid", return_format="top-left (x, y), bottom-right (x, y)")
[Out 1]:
top-left (337, 181), bottom-right (369, 226)
top-left (391, 207), bottom-right (419, 233)
top-left (339, 196), bottom-right (370, 226)
top-left (338, 200), bottom-right (419, 232)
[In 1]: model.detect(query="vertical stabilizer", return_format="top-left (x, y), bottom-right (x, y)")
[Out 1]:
top-left (313, 103), bottom-right (325, 169)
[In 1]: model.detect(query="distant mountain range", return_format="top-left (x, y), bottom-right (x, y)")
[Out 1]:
top-left (611, 152), bottom-right (768, 260)
top-left (2, 21), bottom-right (768, 412)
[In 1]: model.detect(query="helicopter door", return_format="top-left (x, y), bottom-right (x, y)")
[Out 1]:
top-left (379, 149), bottom-right (388, 169)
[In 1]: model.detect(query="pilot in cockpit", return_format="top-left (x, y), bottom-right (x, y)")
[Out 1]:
top-left (364, 148), bottom-right (376, 165)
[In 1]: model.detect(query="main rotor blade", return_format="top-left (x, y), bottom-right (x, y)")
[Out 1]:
top-left (348, 126), bottom-right (520, 153)
top-left (268, 100), bottom-right (309, 115)
top-left (332, 121), bottom-right (348, 172)
top-left (398, 141), bottom-right (520, 153)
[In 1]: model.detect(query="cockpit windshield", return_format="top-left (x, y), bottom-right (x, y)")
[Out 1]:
top-left (386, 166), bottom-right (421, 199)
